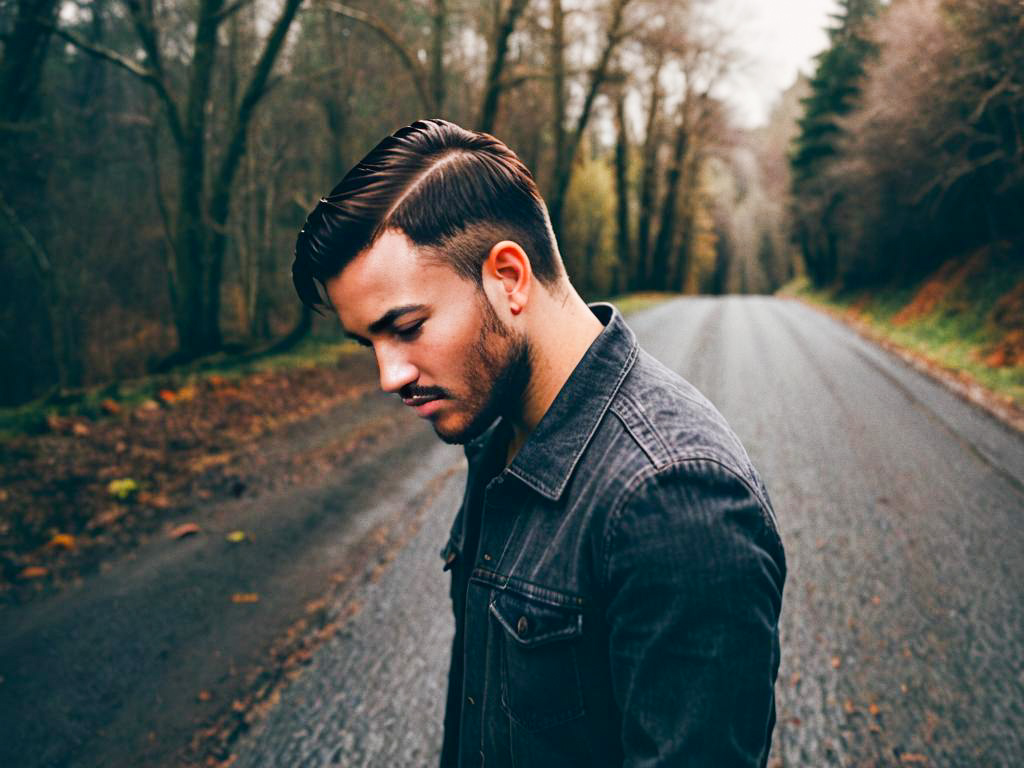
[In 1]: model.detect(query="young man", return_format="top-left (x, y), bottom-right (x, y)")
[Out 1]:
top-left (293, 119), bottom-right (786, 767)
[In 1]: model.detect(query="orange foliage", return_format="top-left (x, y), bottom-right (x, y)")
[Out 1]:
top-left (891, 250), bottom-right (988, 326)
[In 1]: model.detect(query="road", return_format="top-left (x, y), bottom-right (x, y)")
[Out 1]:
top-left (2, 296), bottom-right (1023, 767)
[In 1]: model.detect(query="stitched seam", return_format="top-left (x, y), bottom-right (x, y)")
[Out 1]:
top-left (600, 455), bottom-right (774, 592)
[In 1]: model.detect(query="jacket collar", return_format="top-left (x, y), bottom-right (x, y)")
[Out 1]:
top-left (501, 302), bottom-right (638, 501)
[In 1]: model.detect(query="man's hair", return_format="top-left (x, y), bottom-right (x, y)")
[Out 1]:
top-left (292, 118), bottom-right (564, 310)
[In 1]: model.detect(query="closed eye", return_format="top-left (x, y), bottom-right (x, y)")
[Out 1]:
top-left (395, 320), bottom-right (425, 340)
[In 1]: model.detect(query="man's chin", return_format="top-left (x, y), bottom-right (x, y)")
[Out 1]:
top-left (431, 411), bottom-right (498, 446)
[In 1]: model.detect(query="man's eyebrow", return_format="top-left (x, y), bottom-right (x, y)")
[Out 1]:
top-left (342, 303), bottom-right (425, 339)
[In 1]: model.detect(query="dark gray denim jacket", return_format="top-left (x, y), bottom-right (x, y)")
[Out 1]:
top-left (439, 303), bottom-right (786, 768)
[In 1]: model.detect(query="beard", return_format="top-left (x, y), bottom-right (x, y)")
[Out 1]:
top-left (433, 295), bottom-right (532, 445)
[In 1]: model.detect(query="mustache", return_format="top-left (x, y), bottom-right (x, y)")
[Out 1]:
top-left (399, 385), bottom-right (448, 400)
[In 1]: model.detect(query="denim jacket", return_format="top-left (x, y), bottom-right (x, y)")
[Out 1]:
top-left (439, 303), bottom-right (786, 768)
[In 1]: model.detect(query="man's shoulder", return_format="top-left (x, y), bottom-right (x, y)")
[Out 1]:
top-left (598, 347), bottom-right (765, 499)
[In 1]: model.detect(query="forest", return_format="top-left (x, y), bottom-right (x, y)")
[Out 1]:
top-left (1, 0), bottom-right (1021, 406)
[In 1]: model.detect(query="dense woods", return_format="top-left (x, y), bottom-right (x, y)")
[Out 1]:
top-left (1, 0), bottom-right (1021, 405)
top-left (791, 0), bottom-right (1024, 289)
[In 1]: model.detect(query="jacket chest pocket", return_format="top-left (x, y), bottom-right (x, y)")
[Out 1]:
top-left (489, 589), bottom-right (585, 731)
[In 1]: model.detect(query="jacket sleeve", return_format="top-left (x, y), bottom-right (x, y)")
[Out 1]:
top-left (602, 457), bottom-right (786, 767)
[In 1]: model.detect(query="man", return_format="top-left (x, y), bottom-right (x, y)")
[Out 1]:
top-left (293, 119), bottom-right (786, 767)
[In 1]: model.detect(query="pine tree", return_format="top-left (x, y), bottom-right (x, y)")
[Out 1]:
top-left (790, 0), bottom-right (880, 285)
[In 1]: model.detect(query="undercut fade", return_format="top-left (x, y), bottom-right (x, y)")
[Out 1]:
top-left (292, 118), bottom-right (565, 310)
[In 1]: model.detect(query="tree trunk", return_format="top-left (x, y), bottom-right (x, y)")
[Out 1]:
top-left (431, 0), bottom-right (447, 114)
top-left (549, 0), bottom-right (567, 199)
top-left (651, 110), bottom-right (689, 289)
top-left (635, 53), bottom-right (664, 289)
top-left (613, 90), bottom-right (632, 292)
top-left (477, 0), bottom-right (530, 133)
top-left (205, 0), bottom-right (304, 354)
top-left (0, 0), bottom-right (60, 124)
top-left (548, 0), bottom-right (632, 239)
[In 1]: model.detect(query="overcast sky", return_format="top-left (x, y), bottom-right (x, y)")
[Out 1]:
top-left (710, 0), bottom-right (841, 127)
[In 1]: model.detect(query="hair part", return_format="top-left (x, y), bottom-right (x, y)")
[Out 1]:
top-left (293, 119), bottom-right (565, 311)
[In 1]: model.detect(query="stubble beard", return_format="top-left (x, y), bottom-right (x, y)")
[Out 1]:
top-left (433, 297), bottom-right (532, 446)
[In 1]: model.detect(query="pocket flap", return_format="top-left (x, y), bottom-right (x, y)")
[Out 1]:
top-left (489, 590), bottom-right (582, 648)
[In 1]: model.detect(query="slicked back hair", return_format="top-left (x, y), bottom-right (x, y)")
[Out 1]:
top-left (292, 119), bottom-right (565, 311)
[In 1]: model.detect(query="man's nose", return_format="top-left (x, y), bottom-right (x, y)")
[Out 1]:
top-left (375, 346), bottom-right (418, 394)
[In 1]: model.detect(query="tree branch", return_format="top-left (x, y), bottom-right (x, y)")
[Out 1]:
top-left (49, 19), bottom-right (185, 148)
top-left (320, 1), bottom-right (431, 111)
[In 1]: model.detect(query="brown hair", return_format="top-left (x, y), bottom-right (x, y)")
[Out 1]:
top-left (292, 118), bottom-right (564, 310)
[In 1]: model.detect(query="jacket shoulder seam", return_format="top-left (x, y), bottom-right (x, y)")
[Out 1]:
top-left (599, 455), bottom-right (770, 591)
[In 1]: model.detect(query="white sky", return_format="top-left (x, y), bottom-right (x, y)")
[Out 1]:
top-left (709, 0), bottom-right (841, 127)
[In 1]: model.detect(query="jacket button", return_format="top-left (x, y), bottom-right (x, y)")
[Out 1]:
top-left (516, 616), bottom-right (529, 635)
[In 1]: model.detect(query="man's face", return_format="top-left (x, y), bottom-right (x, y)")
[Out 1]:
top-left (326, 230), bottom-right (531, 444)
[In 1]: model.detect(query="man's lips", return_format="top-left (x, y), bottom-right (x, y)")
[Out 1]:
top-left (401, 394), bottom-right (447, 416)
top-left (401, 394), bottom-right (443, 406)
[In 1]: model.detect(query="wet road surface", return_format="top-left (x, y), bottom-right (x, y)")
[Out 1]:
top-left (232, 297), bottom-right (1024, 768)
top-left (3, 296), bottom-right (1023, 767)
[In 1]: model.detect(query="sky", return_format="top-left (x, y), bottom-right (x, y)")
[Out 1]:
top-left (709, 0), bottom-right (842, 127)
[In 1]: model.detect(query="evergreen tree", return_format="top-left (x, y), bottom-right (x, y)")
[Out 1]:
top-left (790, 0), bottom-right (880, 285)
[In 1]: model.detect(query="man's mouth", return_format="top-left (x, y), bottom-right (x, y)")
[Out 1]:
top-left (402, 394), bottom-right (447, 418)
top-left (402, 394), bottom-right (444, 407)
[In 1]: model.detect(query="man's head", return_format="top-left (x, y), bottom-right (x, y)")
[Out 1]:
top-left (292, 119), bottom-right (567, 443)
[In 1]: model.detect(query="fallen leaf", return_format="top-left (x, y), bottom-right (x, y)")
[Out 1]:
top-left (100, 398), bottom-right (121, 415)
top-left (137, 491), bottom-right (171, 509)
top-left (843, 698), bottom-right (856, 714)
top-left (790, 671), bottom-right (801, 687)
top-left (871, 594), bottom-right (882, 605)
top-left (170, 522), bottom-right (201, 539)
top-left (869, 702), bottom-right (880, 717)
top-left (900, 754), bottom-right (928, 765)
top-left (231, 592), bottom-right (260, 604)
top-left (47, 533), bottom-right (76, 551)
top-left (72, 422), bottom-right (90, 437)
top-left (197, 690), bottom-right (212, 702)
top-left (900, 683), bottom-right (909, 694)
top-left (226, 530), bottom-right (247, 543)
top-left (107, 477), bottom-right (139, 500)
top-left (18, 566), bottom-right (48, 580)
top-left (175, 385), bottom-right (197, 402)
top-left (89, 507), bottom-right (126, 528)
top-left (157, 389), bottom-right (177, 405)
top-left (831, 655), bottom-right (842, 670)
top-left (0, 489), bottom-right (8, 502)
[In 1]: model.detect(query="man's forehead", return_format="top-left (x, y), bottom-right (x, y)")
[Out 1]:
top-left (327, 231), bottom-right (455, 331)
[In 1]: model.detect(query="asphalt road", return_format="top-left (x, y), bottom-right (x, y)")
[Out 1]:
top-left (3, 296), bottom-right (1023, 767)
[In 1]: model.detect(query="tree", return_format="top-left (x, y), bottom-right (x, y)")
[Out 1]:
top-left (790, 0), bottom-right (880, 286)
top-left (54, 0), bottom-right (305, 362)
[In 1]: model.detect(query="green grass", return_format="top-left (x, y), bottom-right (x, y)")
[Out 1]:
top-left (781, 259), bottom-right (1024, 408)
top-left (607, 292), bottom-right (679, 316)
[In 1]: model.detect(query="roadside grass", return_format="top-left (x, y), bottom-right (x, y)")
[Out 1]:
top-left (780, 252), bottom-right (1024, 409)
top-left (609, 291), bottom-right (679, 316)
top-left (0, 291), bottom-right (679, 439)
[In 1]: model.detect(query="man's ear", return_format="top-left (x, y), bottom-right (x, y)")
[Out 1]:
top-left (483, 240), bottom-right (532, 316)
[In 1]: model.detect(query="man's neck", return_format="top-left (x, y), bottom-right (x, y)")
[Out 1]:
top-left (505, 291), bottom-right (604, 464)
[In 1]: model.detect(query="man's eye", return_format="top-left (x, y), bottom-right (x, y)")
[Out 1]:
top-left (396, 320), bottom-right (425, 339)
